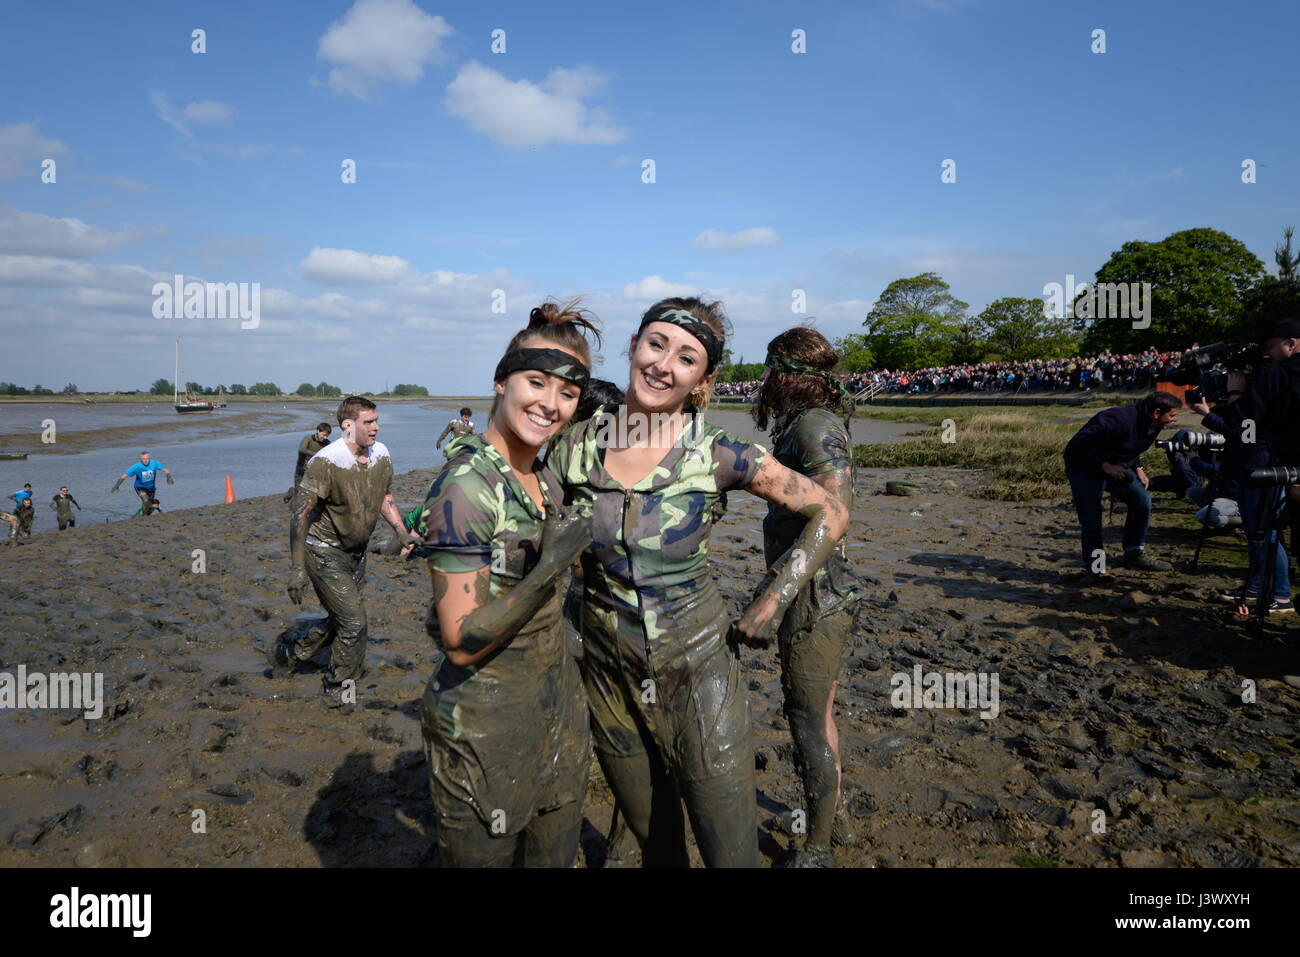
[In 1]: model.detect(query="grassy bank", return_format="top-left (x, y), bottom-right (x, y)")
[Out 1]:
top-left (851, 404), bottom-right (1173, 502)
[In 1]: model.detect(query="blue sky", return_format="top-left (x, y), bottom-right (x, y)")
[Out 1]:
top-left (1, 0), bottom-right (1296, 393)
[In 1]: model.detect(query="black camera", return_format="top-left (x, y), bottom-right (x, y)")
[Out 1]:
top-left (1161, 342), bottom-right (1261, 404)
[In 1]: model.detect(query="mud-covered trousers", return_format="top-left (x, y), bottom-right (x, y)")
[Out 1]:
top-left (288, 540), bottom-right (369, 687)
top-left (581, 613), bottom-right (759, 868)
top-left (431, 787), bottom-right (583, 868)
top-left (779, 608), bottom-right (851, 847)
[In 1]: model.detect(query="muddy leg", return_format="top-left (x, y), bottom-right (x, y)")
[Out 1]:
top-left (520, 799), bottom-right (583, 868)
top-left (779, 610), bottom-right (850, 847)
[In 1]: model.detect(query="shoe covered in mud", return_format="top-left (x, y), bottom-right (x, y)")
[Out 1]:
top-left (267, 640), bottom-right (294, 678)
top-left (320, 683), bottom-right (356, 715)
top-left (1267, 597), bottom-right (1294, 615)
top-left (1122, 549), bottom-right (1172, 571)
top-left (784, 844), bottom-right (837, 868)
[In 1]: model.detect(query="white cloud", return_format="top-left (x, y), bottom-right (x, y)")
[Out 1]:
top-left (300, 246), bottom-right (413, 284)
top-left (182, 100), bottom-right (238, 126)
top-left (444, 61), bottom-right (627, 149)
top-left (0, 122), bottom-right (68, 180)
top-left (318, 0), bottom-right (453, 100)
top-left (622, 275), bottom-right (700, 301)
top-left (149, 90), bottom-right (195, 139)
top-left (691, 226), bottom-right (780, 253)
top-left (0, 205), bottom-right (163, 259)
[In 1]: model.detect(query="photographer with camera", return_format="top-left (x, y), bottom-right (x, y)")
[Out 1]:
top-left (1190, 318), bottom-right (1300, 616)
top-left (1063, 392), bottom-right (1182, 576)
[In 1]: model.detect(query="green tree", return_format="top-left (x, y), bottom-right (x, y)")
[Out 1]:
top-left (832, 334), bottom-right (874, 373)
top-left (229, 383), bottom-right (247, 395)
top-left (862, 272), bottom-right (968, 369)
top-left (980, 297), bottom-right (1079, 360)
top-left (149, 378), bottom-right (173, 395)
top-left (1276, 226), bottom-right (1298, 282)
top-left (393, 383), bottom-right (430, 397)
top-left (248, 382), bottom-right (280, 396)
top-left (316, 381), bottom-right (342, 397)
top-left (295, 382), bottom-right (316, 397)
top-left (61, 383), bottom-right (78, 394)
top-left (1079, 228), bottom-right (1266, 352)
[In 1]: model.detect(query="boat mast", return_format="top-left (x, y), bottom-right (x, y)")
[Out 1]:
top-left (175, 339), bottom-right (180, 404)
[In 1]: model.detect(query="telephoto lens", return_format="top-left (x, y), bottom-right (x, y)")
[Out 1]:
top-left (1171, 429), bottom-right (1226, 450)
top-left (1248, 466), bottom-right (1300, 485)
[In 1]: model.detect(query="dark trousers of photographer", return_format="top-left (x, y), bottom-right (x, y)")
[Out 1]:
top-left (1065, 465), bottom-right (1150, 568)
top-left (1238, 486), bottom-right (1291, 601)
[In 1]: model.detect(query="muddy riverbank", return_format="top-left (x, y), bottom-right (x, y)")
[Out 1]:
top-left (1, 460), bottom-right (1297, 867)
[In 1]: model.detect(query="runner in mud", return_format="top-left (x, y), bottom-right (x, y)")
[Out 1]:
top-left (13, 498), bottom-right (34, 538)
top-left (284, 422), bottom-right (332, 502)
top-left (547, 297), bottom-right (849, 867)
top-left (1, 510), bottom-right (17, 544)
top-left (111, 452), bottom-right (173, 517)
top-left (8, 483), bottom-right (32, 507)
top-left (415, 302), bottom-right (599, 866)
top-left (49, 486), bottom-right (81, 530)
top-left (753, 327), bottom-right (862, 867)
top-left (273, 397), bottom-right (418, 710)
top-left (435, 408), bottom-right (476, 456)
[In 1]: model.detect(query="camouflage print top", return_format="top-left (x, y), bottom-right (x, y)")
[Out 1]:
top-left (762, 407), bottom-right (861, 627)
top-left (415, 433), bottom-right (586, 829)
top-left (548, 415), bottom-right (766, 671)
top-left (416, 433), bottom-right (564, 657)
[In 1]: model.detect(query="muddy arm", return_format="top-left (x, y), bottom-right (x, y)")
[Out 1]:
top-left (429, 506), bottom-right (589, 668)
top-left (737, 455), bottom-right (849, 647)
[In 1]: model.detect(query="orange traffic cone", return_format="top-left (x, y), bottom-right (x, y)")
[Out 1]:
top-left (224, 475), bottom-right (236, 504)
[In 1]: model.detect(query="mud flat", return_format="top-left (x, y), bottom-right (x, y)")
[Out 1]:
top-left (1, 463), bottom-right (1298, 867)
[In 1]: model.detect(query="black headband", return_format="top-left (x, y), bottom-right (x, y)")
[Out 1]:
top-left (493, 347), bottom-right (590, 389)
top-left (638, 308), bottom-right (723, 371)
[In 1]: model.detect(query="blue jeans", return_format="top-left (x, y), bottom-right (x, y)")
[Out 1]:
top-left (1238, 486), bottom-right (1290, 599)
top-left (1065, 464), bottom-right (1150, 568)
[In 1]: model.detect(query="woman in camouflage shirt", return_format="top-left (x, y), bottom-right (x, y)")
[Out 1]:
top-left (754, 327), bottom-right (862, 867)
top-left (548, 297), bottom-right (849, 867)
top-left (417, 302), bottom-right (599, 867)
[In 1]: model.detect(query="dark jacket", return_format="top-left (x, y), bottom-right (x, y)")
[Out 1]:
top-left (1062, 402), bottom-right (1160, 476)
top-left (1216, 355), bottom-right (1300, 467)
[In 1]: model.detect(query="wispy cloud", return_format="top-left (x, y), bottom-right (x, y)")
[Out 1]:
top-left (182, 100), bottom-right (238, 126)
top-left (0, 122), bottom-right (68, 180)
top-left (691, 226), bottom-right (780, 253)
top-left (301, 246), bottom-right (413, 284)
top-left (444, 61), bottom-right (627, 149)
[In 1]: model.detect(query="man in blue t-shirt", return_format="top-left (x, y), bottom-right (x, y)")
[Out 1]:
top-left (112, 451), bottom-right (174, 516)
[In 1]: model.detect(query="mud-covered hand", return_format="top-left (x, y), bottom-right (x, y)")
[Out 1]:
top-left (111, 478), bottom-right (124, 493)
top-left (165, 472), bottom-right (174, 485)
top-left (288, 567), bottom-right (311, 605)
top-left (392, 530), bottom-right (422, 557)
top-left (538, 504), bottom-right (592, 571)
top-left (727, 609), bottom-right (775, 651)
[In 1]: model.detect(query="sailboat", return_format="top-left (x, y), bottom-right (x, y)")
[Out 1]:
top-left (174, 338), bottom-right (215, 414)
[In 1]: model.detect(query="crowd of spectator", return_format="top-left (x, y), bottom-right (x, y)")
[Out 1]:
top-left (712, 350), bottom-right (1188, 401)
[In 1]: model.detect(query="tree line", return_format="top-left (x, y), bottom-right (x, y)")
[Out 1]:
top-left (821, 226), bottom-right (1300, 374)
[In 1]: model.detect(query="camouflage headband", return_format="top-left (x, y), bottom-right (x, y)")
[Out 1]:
top-left (494, 347), bottom-right (590, 389)
top-left (765, 352), bottom-right (855, 416)
top-left (638, 308), bottom-right (723, 371)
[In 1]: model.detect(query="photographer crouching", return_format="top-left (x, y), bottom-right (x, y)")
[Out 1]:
top-left (1063, 392), bottom-right (1183, 576)
top-left (1190, 318), bottom-right (1300, 621)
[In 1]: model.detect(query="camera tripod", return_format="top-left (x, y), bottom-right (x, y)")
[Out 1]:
top-left (1189, 446), bottom-right (1226, 573)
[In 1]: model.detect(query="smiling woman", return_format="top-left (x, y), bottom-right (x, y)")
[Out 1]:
top-left (414, 299), bottom-right (601, 867)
